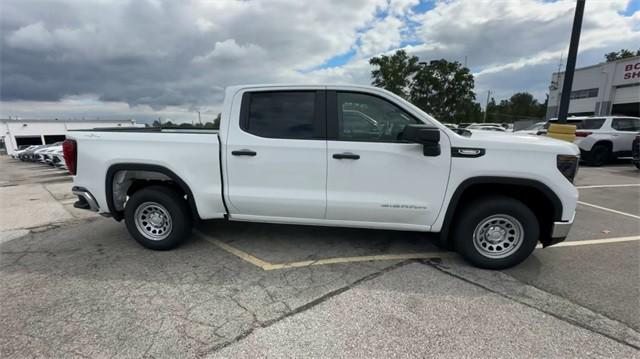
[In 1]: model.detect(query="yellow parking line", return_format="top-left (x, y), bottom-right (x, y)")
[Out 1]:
top-left (195, 230), bottom-right (450, 271)
top-left (577, 201), bottom-right (640, 220)
top-left (198, 230), bottom-right (640, 271)
top-left (196, 231), bottom-right (273, 269)
top-left (264, 252), bottom-right (454, 270)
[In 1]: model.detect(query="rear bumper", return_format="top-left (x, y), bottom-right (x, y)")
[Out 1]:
top-left (72, 186), bottom-right (100, 212)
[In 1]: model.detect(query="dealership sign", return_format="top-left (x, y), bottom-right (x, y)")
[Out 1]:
top-left (614, 58), bottom-right (640, 85)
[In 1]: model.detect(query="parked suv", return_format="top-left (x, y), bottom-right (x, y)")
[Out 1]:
top-left (545, 116), bottom-right (640, 166)
top-left (633, 134), bottom-right (640, 170)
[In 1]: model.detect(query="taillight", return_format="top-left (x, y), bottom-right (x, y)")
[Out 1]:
top-left (575, 131), bottom-right (592, 137)
top-left (557, 155), bottom-right (579, 183)
top-left (62, 139), bottom-right (77, 175)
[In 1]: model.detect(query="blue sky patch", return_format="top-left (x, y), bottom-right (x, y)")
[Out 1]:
top-left (622, 0), bottom-right (639, 16)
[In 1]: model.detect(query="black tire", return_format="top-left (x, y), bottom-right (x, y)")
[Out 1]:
top-left (586, 144), bottom-right (611, 166)
top-left (453, 196), bottom-right (539, 269)
top-left (124, 185), bottom-right (192, 250)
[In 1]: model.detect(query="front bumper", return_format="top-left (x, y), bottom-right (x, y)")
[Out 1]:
top-left (545, 214), bottom-right (575, 247)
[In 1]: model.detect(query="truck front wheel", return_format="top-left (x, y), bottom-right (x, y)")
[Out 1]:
top-left (125, 186), bottom-right (192, 250)
top-left (453, 196), bottom-right (539, 269)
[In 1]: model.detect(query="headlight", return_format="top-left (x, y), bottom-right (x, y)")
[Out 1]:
top-left (557, 155), bottom-right (579, 183)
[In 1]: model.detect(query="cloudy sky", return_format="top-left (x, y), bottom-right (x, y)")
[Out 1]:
top-left (1, 0), bottom-right (639, 123)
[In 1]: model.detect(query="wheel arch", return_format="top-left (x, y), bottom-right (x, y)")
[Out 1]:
top-left (440, 177), bottom-right (563, 247)
top-left (105, 163), bottom-right (200, 221)
top-left (591, 140), bottom-right (613, 150)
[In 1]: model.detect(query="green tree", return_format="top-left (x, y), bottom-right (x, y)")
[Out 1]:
top-left (409, 59), bottom-right (476, 122)
top-left (211, 113), bottom-right (221, 129)
top-left (605, 48), bottom-right (640, 62)
top-left (487, 92), bottom-right (546, 122)
top-left (369, 50), bottom-right (420, 98)
top-left (454, 100), bottom-right (482, 123)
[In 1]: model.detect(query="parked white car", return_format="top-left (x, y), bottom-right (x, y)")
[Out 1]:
top-left (66, 84), bottom-right (579, 269)
top-left (515, 122), bottom-right (546, 135)
top-left (10, 145), bottom-right (38, 159)
top-left (50, 147), bottom-right (66, 168)
top-left (34, 144), bottom-right (62, 164)
top-left (467, 124), bottom-right (507, 132)
top-left (546, 116), bottom-right (640, 166)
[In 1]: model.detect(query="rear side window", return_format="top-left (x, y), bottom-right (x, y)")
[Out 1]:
top-left (612, 118), bottom-right (640, 131)
top-left (243, 91), bottom-right (316, 139)
top-left (576, 118), bottom-right (605, 130)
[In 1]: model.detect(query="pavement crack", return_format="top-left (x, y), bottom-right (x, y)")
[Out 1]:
top-left (422, 259), bottom-right (640, 351)
top-left (141, 319), bottom-right (166, 358)
top-left (200, 260), bottom-right (411, 356)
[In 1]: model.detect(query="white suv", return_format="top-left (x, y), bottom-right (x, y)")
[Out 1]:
top-left (546, 116), bottom-right (640, 166)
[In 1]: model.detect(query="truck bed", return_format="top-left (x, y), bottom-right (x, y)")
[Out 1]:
top-left (68, 129), bottom-right (226, 220)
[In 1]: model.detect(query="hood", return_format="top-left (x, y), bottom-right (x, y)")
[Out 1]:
top-left (452, 131), bottom-right (579, 155)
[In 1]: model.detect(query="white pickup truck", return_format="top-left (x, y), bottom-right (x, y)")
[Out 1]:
top-left (64, 84), bottom-right (579, 269)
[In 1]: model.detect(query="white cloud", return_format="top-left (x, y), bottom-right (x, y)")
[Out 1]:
top-left (1, 0), bottom-right (639, 121)
top-left (192, 39), bottom-right (266, 63)
top-left (7, 22), bottom-right (54, 51)
top-left (358, 16), bottom-right (405, 57)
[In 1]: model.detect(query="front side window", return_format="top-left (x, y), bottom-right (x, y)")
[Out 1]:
top-left (336, 92), bottom-right (420, 142)
top-left (612, 118), bottom-right (640, 131)
top-left (245, 91), bottom-right (316, 139)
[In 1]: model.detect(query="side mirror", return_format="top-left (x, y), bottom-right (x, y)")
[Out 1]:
top-left (400, 124), bottom-right (441, 156)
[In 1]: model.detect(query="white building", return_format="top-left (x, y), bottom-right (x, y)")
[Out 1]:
top-left (546, 55), bottom-right (640, 119)
top-left (0, 119), bottom-right (141, 155)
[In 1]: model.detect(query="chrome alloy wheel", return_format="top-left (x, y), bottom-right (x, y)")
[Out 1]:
top-left (134, 202), bottom-right (173, 241)
top-left (472, 214), bottom-right (524, 259)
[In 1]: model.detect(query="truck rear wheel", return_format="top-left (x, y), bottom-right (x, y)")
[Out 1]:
top-left (125, 186), bottom-right (192, 250)
top-left (453, 196), bottom-right (539, 269)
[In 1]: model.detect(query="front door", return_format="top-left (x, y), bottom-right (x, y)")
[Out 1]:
top-left (325, 90), bottom-right (451, 228)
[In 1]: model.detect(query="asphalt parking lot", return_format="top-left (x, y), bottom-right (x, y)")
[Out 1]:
top-left (0, 156), bottom-right (638, 357)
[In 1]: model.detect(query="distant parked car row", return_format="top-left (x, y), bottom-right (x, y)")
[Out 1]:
top-left (443, 117), bottom-right (640, 167)
top-left (445, 123), bottom-right (515, 132)
top-left (11, 143), bottom-right (68, 171)
top-left (542, 116), bottom-right (640, 166)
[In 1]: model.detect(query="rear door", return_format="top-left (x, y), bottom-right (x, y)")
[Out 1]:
top-left (325, 90), bottom-right (451, 229)
top-left (611, 117), bottom-right (640, 153)
top-left (225, 89), bottom-right (327, 219)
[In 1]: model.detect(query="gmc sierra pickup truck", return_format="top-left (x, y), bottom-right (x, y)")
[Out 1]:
top-left (65, 84), bottom-right (579, 269)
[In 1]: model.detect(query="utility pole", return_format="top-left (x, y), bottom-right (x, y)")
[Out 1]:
top-left (556, 0), bottom-right (585, 124)
top-left (483, 90), bottom-right (492, 123)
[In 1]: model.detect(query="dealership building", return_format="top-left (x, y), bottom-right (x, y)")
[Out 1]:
top-left (0, 119), bottom-right (140, 155)
top-left (546, 56), bottom-right (640, 119)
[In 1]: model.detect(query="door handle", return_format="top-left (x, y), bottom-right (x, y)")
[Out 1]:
top-left (232, 149), bottom-right (257, 156)
top-left (332, 152), bottom-right (360, 160)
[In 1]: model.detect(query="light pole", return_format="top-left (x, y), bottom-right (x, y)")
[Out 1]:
top-left (556, 0), bottom-right (585, 124)
top-left (483, 90), bottom-right (492, 123)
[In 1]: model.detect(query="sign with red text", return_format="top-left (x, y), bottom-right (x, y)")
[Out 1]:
top-left (614, 58), bottom-right (640, 85)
